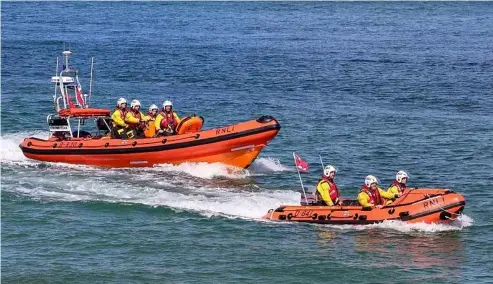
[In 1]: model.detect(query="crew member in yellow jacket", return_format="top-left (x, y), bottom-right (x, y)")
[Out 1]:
top-left (358, 175), bottom-right (400, 208)
top-left (155, 100), bottom-right (181, 136)
top-left (111, 97), bottom-right (130, 138)
top-left (387, 170), bottom-right (409, 195)
top-left (112, 97), bottom-right (128, 127)
top-left (125, 99), bottom-right (151, 138)
top-left (316, 165), bottom-right (341, 206)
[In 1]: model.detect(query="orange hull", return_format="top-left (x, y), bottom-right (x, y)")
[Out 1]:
top-left (19, 116), bottom-right (280, 168)
top-left (263, 188), bottom-right (465, 225)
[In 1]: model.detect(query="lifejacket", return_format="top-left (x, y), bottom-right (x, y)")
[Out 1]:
top-left (144, 112), bottom-right (157, 138)
top-left (147, 112), bottom-right (157, 121)
top-left (160, 111), bottom-right (177, 130)
top-left (390, 180), bottom-right (406, 193)
top-left (361, 185), bottom-right (383, 206)
top-left (127, 110), bottom-right (142, 129)
top-left (113, 107), bottom-right (128, 128)
top-left (316, 176), bottom-right (340, 205)
top-left (115, 107), bottom-right (127, 119)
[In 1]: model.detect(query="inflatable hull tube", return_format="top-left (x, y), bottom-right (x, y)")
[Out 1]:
top-left (263, 188), bottom-right (465, 225)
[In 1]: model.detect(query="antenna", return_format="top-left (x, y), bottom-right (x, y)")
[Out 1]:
top-left (89, 57), bottom-right (94, 106)
top-left (62, 50), bottom-right (72, 71)
top-left (54, 56), bottom-right (59, 110)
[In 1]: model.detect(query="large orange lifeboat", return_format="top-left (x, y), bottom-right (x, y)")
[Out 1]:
top-left (19, 115), bottom-right (280, 168)
top-left (263, 188), bottom-right (465, 224)
top-left (18, 50), bottom-right (281, 168)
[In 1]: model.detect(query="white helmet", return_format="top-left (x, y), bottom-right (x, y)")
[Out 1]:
top-left (365, 175), bottom-right (379, 187)
top-left (396, 170), bottom-right (409, 184)
top-left (117, 98), bottom-right (127, 107)
top-left (149, 104), bottom-right (159, 112)
top-left (130, 99), bottom-right (141, 108)
top-left (323, 165), bottom-right (337, 177)
top-left (163, 100), bottom-right (173, 108)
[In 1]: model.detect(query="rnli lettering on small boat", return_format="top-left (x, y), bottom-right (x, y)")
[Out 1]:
top-left (216, 126), bottom-right (234, 135)
top-left (423, 196), bottom-right (445, 209)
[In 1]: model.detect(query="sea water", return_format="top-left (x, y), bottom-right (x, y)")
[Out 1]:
top-left (2, 2), bottom-right (492, 283)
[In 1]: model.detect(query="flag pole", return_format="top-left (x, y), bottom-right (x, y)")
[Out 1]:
top-left (293, 152), bottom-right (308, 204)
top-left (89, 57), bottom-right (94, 107)
top-left (319, 154), bottom-right (325, 170)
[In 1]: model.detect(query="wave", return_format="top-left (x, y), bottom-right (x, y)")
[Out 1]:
top-left (1, 131), bottom-right (472, 233)
top-left (151, 162), bottom-right (251, 180)
top-left (0, 130), bottom-right (47, 163)
top-left (322, 214), bottom-right (473, 233)
top-left (4, 171), bottom-right (473, 233)
top-left (1, 131), bottom-right (294, 219)
top-left (249, 157), bottom-right (290, 173)
top-left (4, 177), bottom-right (301, 219)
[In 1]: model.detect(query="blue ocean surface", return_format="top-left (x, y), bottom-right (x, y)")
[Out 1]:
top-left (2, 2), bottom-right (493, 283)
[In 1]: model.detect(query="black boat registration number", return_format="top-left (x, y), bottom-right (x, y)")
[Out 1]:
top-left (294, 210), bottom-right (313, 217)
top-left (59, 141), bottom-right (78, 148)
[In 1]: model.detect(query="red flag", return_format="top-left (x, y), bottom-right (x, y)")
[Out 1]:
top-left (293, 152), bottom-right (309, 173)
top-left (64, 90), bottom-right (76, 108)
top-left (67, 99), bottom-right (76, 108)
top-left (75, 84), bottom-right (84, 107)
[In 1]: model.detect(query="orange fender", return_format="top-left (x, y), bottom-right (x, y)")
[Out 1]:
top-left (176, 116), bottom-right (204, 135)
top-left (144, 123), bottom-right (156, 138)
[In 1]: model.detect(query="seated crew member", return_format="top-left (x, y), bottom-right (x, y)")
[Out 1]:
top-left (387, 170), bottom-right (409, 195)
top-left (125, 99), bottom-right (150, 138)
top-left (144, 104), bottom-right (159, 138)
top-left (357, 175), bottom-right (400, 208)
top-left (315, 165), bottom-right (341, 206)
top-left (147, 104), bottom-right (159, 120)
top-left (155, 100), bottom-right (181, 136)
top-left (111, 97), bottom-right (129, 139)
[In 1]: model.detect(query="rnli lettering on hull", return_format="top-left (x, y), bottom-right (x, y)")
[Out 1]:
top-left (216, 126), bottom-right (234, 135)
top-left (423, 196), bottom-right (445, 209)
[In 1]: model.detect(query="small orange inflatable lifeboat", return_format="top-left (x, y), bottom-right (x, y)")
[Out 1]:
top-left (263, 188), bottom-right (465, 224)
